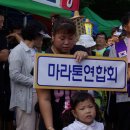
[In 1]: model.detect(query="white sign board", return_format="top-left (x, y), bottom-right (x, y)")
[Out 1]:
top-left (34, 54), bottom-right (127, 91)
top-left (33, 0), bottom-right (61, 8)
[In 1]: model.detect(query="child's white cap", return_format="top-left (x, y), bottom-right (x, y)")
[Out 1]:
top-left (76, 34), bottom-right (96, 48)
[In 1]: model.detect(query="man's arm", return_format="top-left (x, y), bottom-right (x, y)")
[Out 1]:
top-left (9, 49), bottom-right (33, 87)
top-left (7, 33), bottom-right (23, 43)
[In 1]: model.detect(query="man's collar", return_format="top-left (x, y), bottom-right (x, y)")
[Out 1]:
top-left (20, 41), bottom-right (31, 52)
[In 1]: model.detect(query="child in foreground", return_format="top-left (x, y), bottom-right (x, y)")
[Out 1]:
top-left (62, 91), bottom-right (104, 130)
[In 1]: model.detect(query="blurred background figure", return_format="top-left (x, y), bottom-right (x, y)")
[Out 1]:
top-left (8, 20), bottom-right (48, 130)
top-left (0, 10), bottom-right (13, 130)
top-left (50, 14), bottom-right (61, 25)
top-left (7, 23), bottom-right (23, 50)
top-left (33, 22), bottom-right (51, 53)
top-left (107, 26), bottom-right (125, 47)
top-left (92, 32), bottom-right (110, 56)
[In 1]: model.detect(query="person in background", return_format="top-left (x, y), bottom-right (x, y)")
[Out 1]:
top-left (108, 12), bottom-right (130, 130)
top-left (7, 23), bottom-right (23, 50)
top-left (4, 23), bottom-right (23, 130)
top-left (50, 14), bottom-right (61, 25)
top-left (8, 21), bottom-right (45, 130)
top-left (36, 17), bottom-right (88, 130)
top-left (0, 10), bottom-right (11, 130)
top-left (34, 24), bottom-right (51, 53)
top-left (107, 26), bottom-right (125, 47)
top-left (91, 32), bottom-right (110, 129)
top-left (62, 91), bottom-right (104, 130)
top-left (107, 36), bottom-right (114, 47)
top-left (92, 32), bottom-right (110, 56)
top-left (111, 27), bottom-right (120, 43)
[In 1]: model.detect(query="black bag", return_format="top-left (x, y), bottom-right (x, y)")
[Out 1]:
top-left (34, 102), bottom-right (40, 113)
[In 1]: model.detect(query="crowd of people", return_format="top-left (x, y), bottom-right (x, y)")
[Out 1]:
top-left (0, 9), bottom-right (130, 130)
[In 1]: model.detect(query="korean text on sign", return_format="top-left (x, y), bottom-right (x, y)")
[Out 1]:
top-left (37, 56), bottom-right (126, 89)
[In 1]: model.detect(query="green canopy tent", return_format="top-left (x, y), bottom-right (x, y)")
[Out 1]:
top-left (0, 0), bottom-right (72, 18)
top-left (81, 7), bottom-right (121, 36)
top-left (0, 1), bottom-right (121, 36)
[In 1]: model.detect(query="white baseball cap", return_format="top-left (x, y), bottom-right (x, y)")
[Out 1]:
top-left (76, 34), bottom-right (96, 48)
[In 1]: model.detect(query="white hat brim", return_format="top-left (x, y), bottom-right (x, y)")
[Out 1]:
top-left (39, 31), bottom-right (51, 39)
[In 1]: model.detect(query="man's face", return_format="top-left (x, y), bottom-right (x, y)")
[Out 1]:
top-left (34, 36), bottom-right (43, 48)
top-left (96, 34), bottom-right (106, 46)
top-left (0, 15), bottom-right (4, 30)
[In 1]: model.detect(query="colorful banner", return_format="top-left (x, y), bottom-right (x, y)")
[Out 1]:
top-left (61, 0), bottom-right (79, 11)
top-left (33, 0), bottom-right (79, 11)
top-left (0, 0), bottom-right (72, 18)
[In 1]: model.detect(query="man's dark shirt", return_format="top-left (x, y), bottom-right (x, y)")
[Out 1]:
top-left (0, 30), bottom-right (8, 89)
top-left (0, 29), bottom-right (14, 120)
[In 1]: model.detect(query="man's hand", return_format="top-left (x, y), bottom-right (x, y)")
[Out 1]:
top-left (0, 49), bottom-right (9, 61)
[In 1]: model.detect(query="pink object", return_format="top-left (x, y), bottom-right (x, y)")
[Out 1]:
top-left (62, 101), bottom-right (71, 114)
top-left (127, 38), bottom-right (130, 63)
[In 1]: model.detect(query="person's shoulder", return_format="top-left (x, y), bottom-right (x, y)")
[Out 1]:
top-left (62, 122), bottom-right (77, 130)
top-left (10, 42), bottom-right (23, 55)
top-left (12, 42), bottom-right (21, 50)
top-left (73, 45), bottom-right (86, 51)
top-left (94, 121), bottom-right (104, 130)
top-left (70, 45), bottom-right (86, 54)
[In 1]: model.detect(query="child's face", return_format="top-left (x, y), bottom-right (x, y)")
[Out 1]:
top-left (72, 99), bottom-right (96, 125)
top-left (52, 32), bottom-right (76, 54)
top-left (111, 35), bottom-right (119, 42)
